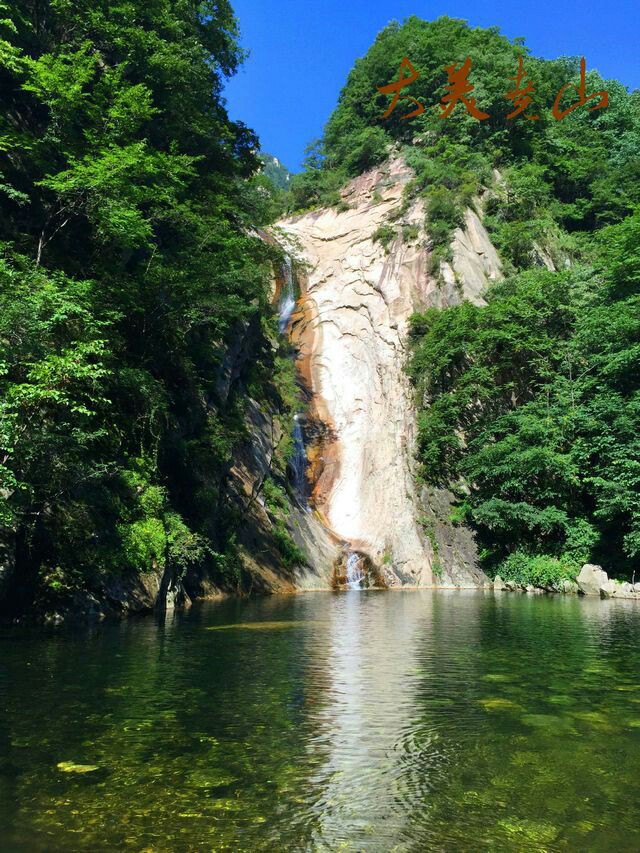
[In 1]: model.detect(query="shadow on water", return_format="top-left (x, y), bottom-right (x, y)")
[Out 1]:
top-left (1, 592), bottom-right (640, 850)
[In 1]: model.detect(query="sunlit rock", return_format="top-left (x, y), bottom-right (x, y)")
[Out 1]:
top-left (277, 159), bottom-right (496, 587)
top-left (577, 564), bottom-right (610, 596)
top-left (57, 761), bottom-right (100, 774)
top-left (600, 580), bottom-right (618, 599)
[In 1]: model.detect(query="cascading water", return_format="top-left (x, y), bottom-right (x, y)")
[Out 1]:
top-left (278, 256), bottom-right (309, 509)
top-left (346, 552), bottom-right (365, 590)
top-left (278, 255), bottom-right (296, 334)
top-left (291, 414), bottom-right (310, 511)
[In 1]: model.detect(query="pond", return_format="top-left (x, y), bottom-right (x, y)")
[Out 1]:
top-left (1, 590), bottom-right (640, 850)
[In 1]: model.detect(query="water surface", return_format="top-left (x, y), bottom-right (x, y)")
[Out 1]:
top-left (1, 591), bottom-right (640, 850)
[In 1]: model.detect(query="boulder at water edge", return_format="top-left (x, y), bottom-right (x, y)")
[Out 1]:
top-left (576, 564), bottom-right (610, 596)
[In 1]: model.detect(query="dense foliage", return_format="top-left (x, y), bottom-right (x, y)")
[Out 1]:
top-left (292, 16), bottom-right (640, 583)
top-left (289, 16), bottom-right (639, 266)
top-left (408, 214), bottom-right (640, 582)
top-left (0, 0), bottom-right (290, 614)
top-left (260, 153), bottom-right (291, 191)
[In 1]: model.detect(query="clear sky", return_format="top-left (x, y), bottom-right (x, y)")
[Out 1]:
top-left (223, 0), bottom-right (640, 172)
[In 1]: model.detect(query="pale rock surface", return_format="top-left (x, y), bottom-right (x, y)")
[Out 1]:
top-left (577, 564), bottom-right (639, 600)
top-left (599, 580), bottom-right (618, 599)
top-left (577, 564), bottom-right (611, 596)
top-left (531, 241), bottom-right (556, 271)
top-left (441, 209), bottom-right (503, 305)
top-left (278, 159), bottom-right (497, 586)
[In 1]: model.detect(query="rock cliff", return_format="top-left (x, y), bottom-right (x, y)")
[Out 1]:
top-left (277, 158), bottom-right (499, 587)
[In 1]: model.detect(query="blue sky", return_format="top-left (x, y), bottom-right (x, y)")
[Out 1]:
top-left (223, 0), bottom-right (640, 172)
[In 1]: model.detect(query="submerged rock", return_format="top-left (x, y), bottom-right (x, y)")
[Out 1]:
top-left (479, 697), bottom-right (522, 712)
top-left (57, 761), bottom-right (100, 774)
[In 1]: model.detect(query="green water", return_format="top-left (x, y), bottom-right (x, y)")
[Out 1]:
top-left (2, 591), bottom-right (640, 851)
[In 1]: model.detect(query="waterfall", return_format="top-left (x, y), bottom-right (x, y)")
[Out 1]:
top-left (346, 553), bottom-right (365, 590)
top-left (291, 414), bottom-right (310, 511)
top-left (278, 256), bottom-right (308, 509)
top-left (278, 256), bottom-right (296, 334)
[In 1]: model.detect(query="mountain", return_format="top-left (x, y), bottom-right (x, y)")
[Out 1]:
top-left (260, 153), bottom-right (292, 191)
top-left (285, 15), bottom-right (640, 588)
top-left (0, 8), bottom-right (638, 620)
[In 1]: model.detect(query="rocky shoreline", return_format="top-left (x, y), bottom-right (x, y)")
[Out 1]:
top-left (493, 563), bottom-right (640, 600)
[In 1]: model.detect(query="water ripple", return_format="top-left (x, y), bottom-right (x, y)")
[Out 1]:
top-left (2, 591), bottom-right (640, 850)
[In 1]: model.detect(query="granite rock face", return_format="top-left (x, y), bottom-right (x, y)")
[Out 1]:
top-left (226, 398), bottom-right (340, 592)
top-left (577, 564), bottom-right (613, 596)
top-left (576, 564), bottom-right (640, 600)
top-left (278, 158), bottom-right (496, 587)
top-left (441, 208), bottom-right (503, 306)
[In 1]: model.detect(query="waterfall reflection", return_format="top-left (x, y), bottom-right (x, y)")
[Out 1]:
top-left (307, 592), bottom-right (438, 846)
top-left (5, 594), bottom-right (640, 849)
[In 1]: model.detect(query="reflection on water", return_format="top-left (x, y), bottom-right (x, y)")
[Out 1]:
top-left (1, 592), bottom-right (640, 850)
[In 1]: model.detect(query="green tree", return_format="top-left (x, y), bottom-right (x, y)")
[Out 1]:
top-left (0, 0), bottom-right (289, 615)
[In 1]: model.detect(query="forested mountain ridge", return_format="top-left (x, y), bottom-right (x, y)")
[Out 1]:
top-left (289, 16), bottom-right (640, 586)
top-left (260, 153), bottom-right (291, 191)
top-left (290, 16), bottom-right (639, 241)
top-left (0, 0), bottom-right (305, 618)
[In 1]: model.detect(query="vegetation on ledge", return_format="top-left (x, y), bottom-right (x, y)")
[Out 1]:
top-left (408, 214), bottom-right (640, 582)
top-left (286, 17), bottom-right (639, 268)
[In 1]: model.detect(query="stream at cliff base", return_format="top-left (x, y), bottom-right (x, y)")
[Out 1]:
top-left (2, 591), bottom-right (640, 850)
